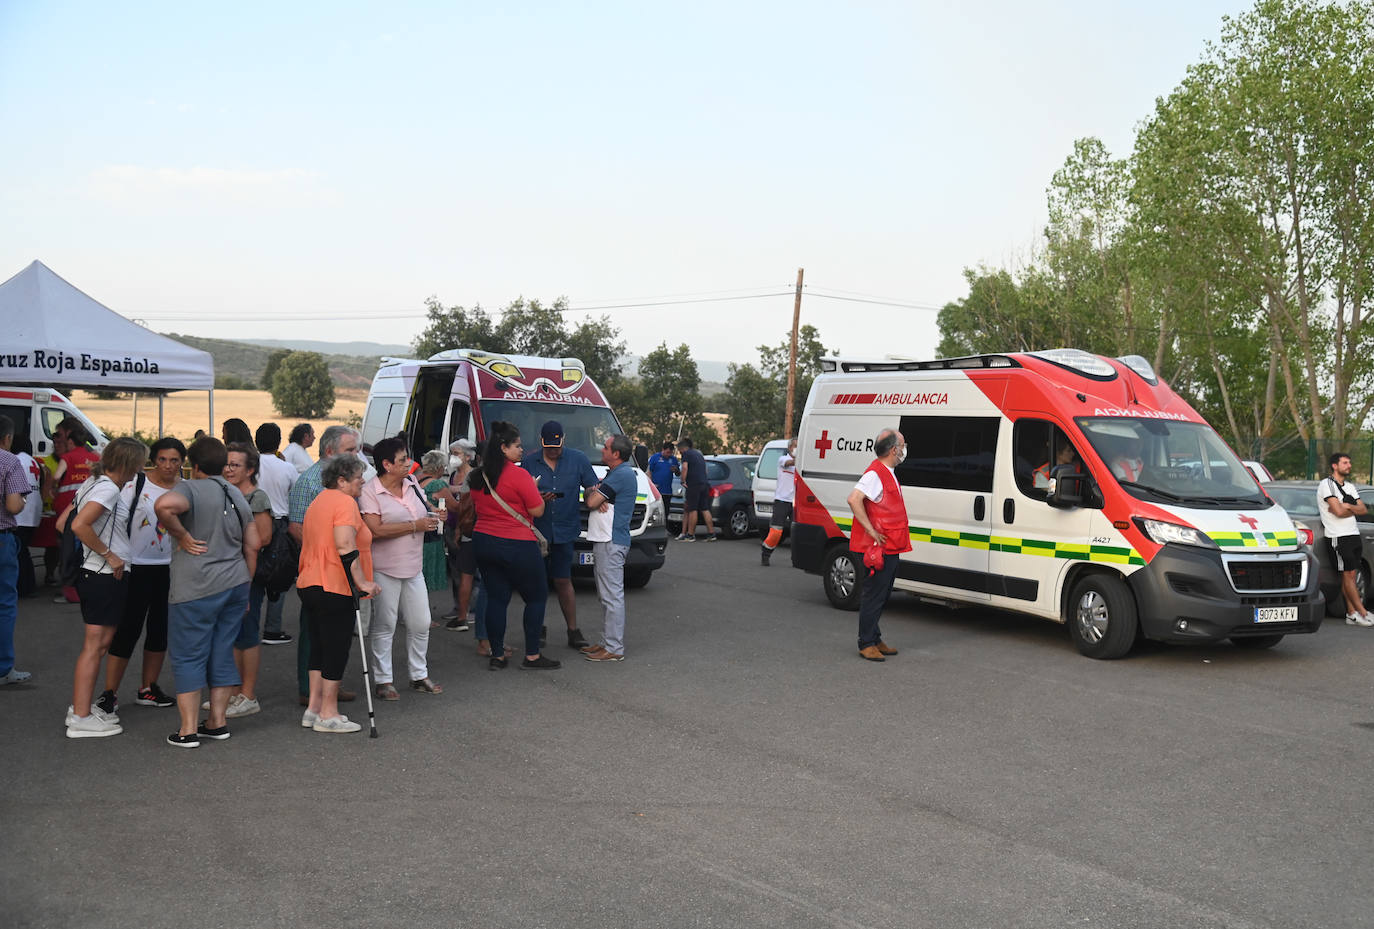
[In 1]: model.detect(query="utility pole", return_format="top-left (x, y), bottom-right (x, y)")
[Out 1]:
top-left (784, 267), bottom-right (804, 438)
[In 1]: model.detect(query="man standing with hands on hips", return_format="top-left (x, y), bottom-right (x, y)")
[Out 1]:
top-left (582, 434), bottom-right (638, 661)
top-left (846, 427), bottom-right (911, 662)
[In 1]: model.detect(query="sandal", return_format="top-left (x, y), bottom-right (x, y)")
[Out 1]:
top-left (409, 678), bottom-right (443, 694)
top-left (374, 683), bottom-right (399, 701)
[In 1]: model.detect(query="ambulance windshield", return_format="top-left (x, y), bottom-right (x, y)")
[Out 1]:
top-left (1075, 417), bottom-right (1271, 508)
top-left (479, 400), bottom-right (623, 462)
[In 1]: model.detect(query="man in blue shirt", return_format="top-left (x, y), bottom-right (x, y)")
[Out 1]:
top-left (582, 434), bottom-right (638, 661)
top-left (522, 420), bottom-right (599, 650)
top-left (646, 441), bottom-right (678, 498)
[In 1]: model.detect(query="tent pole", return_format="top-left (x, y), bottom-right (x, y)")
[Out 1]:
top-left (209, 389), bottom-right (215, 437)
top-left (158, 395), bottom-right (165, 437)
top-left (132, 392), bottom-right (138, 435)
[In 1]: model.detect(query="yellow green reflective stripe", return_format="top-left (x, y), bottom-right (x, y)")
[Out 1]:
top-left (1211, 530), bottom-right (1296, 549)
top-left (835, 517), bottom-right (1146, 566)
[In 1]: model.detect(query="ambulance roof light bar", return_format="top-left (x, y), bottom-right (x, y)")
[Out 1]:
top-left (1026, 349), bottom-right (1117, 380)
top-left (822, 354), bottom-right (1020, 373)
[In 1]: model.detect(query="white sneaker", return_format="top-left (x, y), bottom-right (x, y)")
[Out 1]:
top-left (67, 704), bottom-right (121, 726)
top-left (66, 712), bottom-right (123, 739)
top-left (301, 710), bottom-right (320, 728)
top-left (226, 694), bottom-right (261, 718)
top-left (0, 668), bottom-right (32, 685)
top-left (312, 715), bottom-right (362, 734)
top-left (1348, 613), bottom-right (1374, 627)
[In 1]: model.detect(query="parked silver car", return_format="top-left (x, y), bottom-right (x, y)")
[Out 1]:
top-left (1264, 480), bottom-right (1374, 616)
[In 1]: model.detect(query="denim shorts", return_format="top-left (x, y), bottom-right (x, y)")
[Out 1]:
top-left (168, 583), bottom-right (250, 693)
top-left (545, 540), bottom-right (574, 579)
top-left (234, 597), bottom-right (261, 650)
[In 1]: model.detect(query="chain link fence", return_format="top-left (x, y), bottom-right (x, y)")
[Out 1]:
top-left (1237, 436), bottom-right (1374, 482)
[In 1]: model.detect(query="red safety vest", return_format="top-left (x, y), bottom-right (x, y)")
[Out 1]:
top-left (849, 460), bottom-right (912, 556)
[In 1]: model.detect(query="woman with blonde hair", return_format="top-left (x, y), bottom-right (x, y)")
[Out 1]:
top-left (63, 436), bottom-right (149, 738)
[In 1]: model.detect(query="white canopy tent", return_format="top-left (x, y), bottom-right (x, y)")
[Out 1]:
top-left (0, 260), bottom-right (216, 434)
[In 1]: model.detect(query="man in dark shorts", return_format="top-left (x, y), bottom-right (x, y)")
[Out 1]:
top-left (676, 437), bottom-right (715, 541)
top-left (523, 421), bottom-right (599, 649)
top-left (1318, 451), bottom-right (1372, 626)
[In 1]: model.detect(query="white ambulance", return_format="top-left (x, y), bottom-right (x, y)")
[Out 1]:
top-left (790, 349), bottom-right (1323, 658)
top-left (361, 349), bottom-right (669, 587)
top-left (0, 385), bottom-right (107, 457)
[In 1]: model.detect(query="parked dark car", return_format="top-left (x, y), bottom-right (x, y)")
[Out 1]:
top-left (667, 455), bottom-right (757, 539)
top-left (1264, 480), bottom-right (1374, 616)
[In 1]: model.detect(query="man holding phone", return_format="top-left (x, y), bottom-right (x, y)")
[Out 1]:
top-left (523, 421), bottom-right (599, 650)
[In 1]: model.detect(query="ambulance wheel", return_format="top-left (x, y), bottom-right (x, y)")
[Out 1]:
top-left (1067, 574), bottom-right (1137, 659)
top-left (1230, 634), bottom-right (1284, 649)
top-left (823, 546), bottom-right (861, 611)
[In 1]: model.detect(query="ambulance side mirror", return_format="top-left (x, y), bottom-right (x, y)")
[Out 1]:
top-left (1046, 466), bottom-right (1086, 510)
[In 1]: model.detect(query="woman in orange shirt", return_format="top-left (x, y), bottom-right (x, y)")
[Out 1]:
top-left (296, 455), bottom-right (380, 733)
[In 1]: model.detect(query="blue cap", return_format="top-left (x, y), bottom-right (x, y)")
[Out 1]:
top-left (540, 421), bottom-right (564, 447)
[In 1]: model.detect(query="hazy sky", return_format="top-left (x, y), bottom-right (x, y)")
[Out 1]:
top-left (0, 1), bottom-right (1252, 366)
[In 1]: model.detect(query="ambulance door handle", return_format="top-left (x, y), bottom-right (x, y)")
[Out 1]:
top-left (973, 496), bottom-right (985, 522)
top-left (1003, 498), bottom-right (1015, 524)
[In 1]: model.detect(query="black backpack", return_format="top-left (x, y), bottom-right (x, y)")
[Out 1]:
top-left (253, 516), bottom-right (300, 600)
top-left (58, 473), bottom-right (143, 587)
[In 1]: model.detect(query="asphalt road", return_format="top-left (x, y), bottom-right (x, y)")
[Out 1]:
top-left (3, 537), bottom-right (1373, 929)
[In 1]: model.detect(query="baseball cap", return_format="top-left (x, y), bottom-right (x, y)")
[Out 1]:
top-left (540, 421), bottom-right (564, 447)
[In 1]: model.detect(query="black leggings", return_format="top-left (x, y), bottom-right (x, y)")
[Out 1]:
top-left (108, 564), bottom-right (169, 657)
top-left (298, 586), bottom-right (355, 682)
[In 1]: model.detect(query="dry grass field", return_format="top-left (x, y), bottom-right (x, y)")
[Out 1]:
top-left (72, 388), bottom-right (370, 443)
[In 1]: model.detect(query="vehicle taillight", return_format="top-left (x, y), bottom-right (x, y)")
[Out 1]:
top-left (1296, 526), bottom-right (1314, 546)
top-left (709, 483), bottom-right (733, 498)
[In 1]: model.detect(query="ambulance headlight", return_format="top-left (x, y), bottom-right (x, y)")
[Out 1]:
top-left (1134, 518), bottom-right (1216, 549)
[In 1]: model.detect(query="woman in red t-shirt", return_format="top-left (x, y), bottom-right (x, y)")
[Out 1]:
top-left (470, 421), bottom-right (558, 670)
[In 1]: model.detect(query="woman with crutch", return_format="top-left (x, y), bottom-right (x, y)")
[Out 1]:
top-left (296, 454), bottom-right (379, 733)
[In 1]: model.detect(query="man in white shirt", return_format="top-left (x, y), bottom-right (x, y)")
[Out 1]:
top-left (253, 423), bottom-right (298, 644)
top-left (846, 428), bottom-right (911, 661)
top-left (1318, 451), bottom-right (1372, 626)
top-left (760, 438), bottom-right (797, 566)
top-left (284, 423), bottom-right (315, 474)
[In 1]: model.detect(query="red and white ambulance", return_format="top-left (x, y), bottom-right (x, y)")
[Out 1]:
top-left (790, 349), bottom-right (1323, 658)
top-left (362, 350), bottom-right (668, 587)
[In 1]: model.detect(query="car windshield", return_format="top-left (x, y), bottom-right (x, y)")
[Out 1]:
top-left (1075, 417), bottom-right (1270, 508)
top-left (1266, 486), bottom-right (1321, 518)
top-left (479, 400), bottom-right (622, 462)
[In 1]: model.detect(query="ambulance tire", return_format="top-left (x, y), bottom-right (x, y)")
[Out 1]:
top-left (1066, 573), bottom-right (1138, 659)
top-left (1230, 634), bottom-right (1284, 649)
top-left (822, 546), bottom-right (862, 612)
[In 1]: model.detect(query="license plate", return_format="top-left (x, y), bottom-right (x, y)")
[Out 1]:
top-left (577, 552), bottom-right (595, 566)
top-left (1254, 606), bottom-right (1297, 624)
top-left (757, 503), bottom-right (772, 515)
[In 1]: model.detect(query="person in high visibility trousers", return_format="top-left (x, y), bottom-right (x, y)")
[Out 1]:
top-left (760, 438), bottom-right (797, 566)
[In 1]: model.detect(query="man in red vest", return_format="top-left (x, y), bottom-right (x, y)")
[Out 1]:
top-left (846, 428), bottom-right (911, 662)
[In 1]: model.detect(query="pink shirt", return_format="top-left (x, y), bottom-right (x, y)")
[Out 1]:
top-left (359, 474), bottom-right (427, 579)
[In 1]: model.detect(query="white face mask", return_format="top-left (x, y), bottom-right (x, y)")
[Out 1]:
top-left (449, 455), bottom-right (464, 470)
top-left (895, 445), bottom-right (907, 464)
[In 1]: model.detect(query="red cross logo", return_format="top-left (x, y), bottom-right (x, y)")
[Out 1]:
top-left (1238, 515), bottom-right (1260, 530)
top-left (814, 430), bottom-right (834, 459)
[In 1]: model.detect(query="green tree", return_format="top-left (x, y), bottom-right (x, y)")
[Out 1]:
top-left (722, 325), bottom-right (836, 453)
top-left (618, 343), bottom-right (715, 448)
top-left (260, 349), bottom-right (291, 390)
top-left (270, 351), bottom-right (335, 418)
top-left (412, 295), bottom-right (627, 390)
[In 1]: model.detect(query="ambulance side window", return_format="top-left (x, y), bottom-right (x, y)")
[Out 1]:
top-left (1014, 419), bottom-right (1089, 503)
top-left (894, 415), bottom-right (998, 492)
